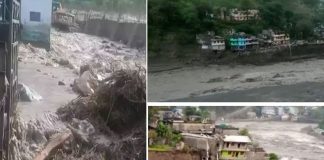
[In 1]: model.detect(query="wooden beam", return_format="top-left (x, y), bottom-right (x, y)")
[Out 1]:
top-left (34, 131), bottom-right (72, 160)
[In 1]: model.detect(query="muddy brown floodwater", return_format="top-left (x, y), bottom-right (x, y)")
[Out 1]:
top-left (225, 121), bottom-right (324, 160)
top-left (148, 58), bottom-right (324, 102)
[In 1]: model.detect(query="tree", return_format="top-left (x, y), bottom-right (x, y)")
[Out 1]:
top-left (199, 107), bottom-right (210, 120)
top-left (184, 107), bottom-right (199, 117)
top-left (156, 122), bottom-right (172, 138)
top-left (148, 107), bottom-right (159, 122)
top-left (149, 0), bottom-right (322, 57)
top-left (240, 0), bottom-right (257, 10)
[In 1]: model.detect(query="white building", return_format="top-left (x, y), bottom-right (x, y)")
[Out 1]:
top-left (21, 0), bottom-right (52, 49)
top-left (211, 36), bottom-right (226, 51)
top-left (261, 106), bottom-right (277, 117)
top-left (230, 9), bottom-right (260, 21)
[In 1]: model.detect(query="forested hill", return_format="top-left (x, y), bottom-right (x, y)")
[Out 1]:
top-left (148, 0), bottom-right (324, 56)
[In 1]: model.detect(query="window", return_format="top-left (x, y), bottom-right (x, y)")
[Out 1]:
top-left (30, 11), bottom-right (41, 22)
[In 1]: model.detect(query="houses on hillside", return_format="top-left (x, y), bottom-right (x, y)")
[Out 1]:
top-left (197, 29), bottom-right (290, 53)
top-left (218, 8), bottom-right (260, 21)
top-left (197, 33), bottom-right (226, 53)
top-left (260, 29), bottom-right (290, 46)
top-left (229, 9), bottom-right (260, 21)
top-left (197, 7), bottom-right (295, 53)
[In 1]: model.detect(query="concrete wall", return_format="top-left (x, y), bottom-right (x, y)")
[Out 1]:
top-left (79, 19), bottom-right (146, 48)
top-left (149, 151), bottom-right (201, 160)
top-left (247, 151), bottom-right (268, 160)
top-left (21, 0), bottom-right (52, 49)
top-left (182, 136), bottom-right (219, 156)
top-left (172, 123), bottom-right (213, 133)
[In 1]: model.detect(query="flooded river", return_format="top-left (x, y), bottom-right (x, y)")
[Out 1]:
top-left (226, 121), bottom-right (324, 160)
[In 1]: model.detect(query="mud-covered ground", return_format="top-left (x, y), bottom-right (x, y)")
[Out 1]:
top-left (225, 121), bottom-right (324, 160)
top-left (148, 58), bottom-right (324, 101)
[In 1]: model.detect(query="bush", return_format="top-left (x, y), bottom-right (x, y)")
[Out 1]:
top-left (149, 130), bottom-right (158, 139)
top-left (239, 128), bottom-right (250, 136)
top-left (269, 153), bottom-right (279, 160)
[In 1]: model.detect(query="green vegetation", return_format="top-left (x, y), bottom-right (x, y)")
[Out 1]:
top-left (149, 122), bottom-right (183, 150)
top-left (269, 153), bottom-right (279, 160)
top-left (149, 0), bottom-right (324, 57)
top-left (239, 128), bottom-right (250, 136)
top-left (148, 144), bottom-right (173, 152)
top-left (184, 107), bottom-right (210, 121)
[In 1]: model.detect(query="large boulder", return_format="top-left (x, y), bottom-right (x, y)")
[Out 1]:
top-left (18, 83), bottom-right (42, 102)
top-left (72, 71), bottom-right (98, 96)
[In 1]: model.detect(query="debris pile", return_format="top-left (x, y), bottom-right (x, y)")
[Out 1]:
top-left (10, 113), bottom-right (68, 160)
top-left (54, 68), bottom-right (146, 159)
top-left (19, 29), bottom-right (145, 71)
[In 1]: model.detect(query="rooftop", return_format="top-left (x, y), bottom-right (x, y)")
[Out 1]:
top-left (224, 135), bottom-right (251, 143)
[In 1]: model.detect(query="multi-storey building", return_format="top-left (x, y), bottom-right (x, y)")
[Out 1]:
top-left (261, 29), bottom-right (290, 46)
top-left (197, 33), bottom-right (226, 52)
top-left (230, 9), bottom-right (260, 21)
top-left (211, 36), bottom-right (226, 52)
top-left (220, 135), bottom-right (251, 160)
top-left (230, 33), bottom-right (259, 51)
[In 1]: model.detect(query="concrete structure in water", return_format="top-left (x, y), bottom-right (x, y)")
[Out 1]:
top-left (220, 135), bottom-right (251, 160)
top-left (21, 0), bottom-right (52, 49)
